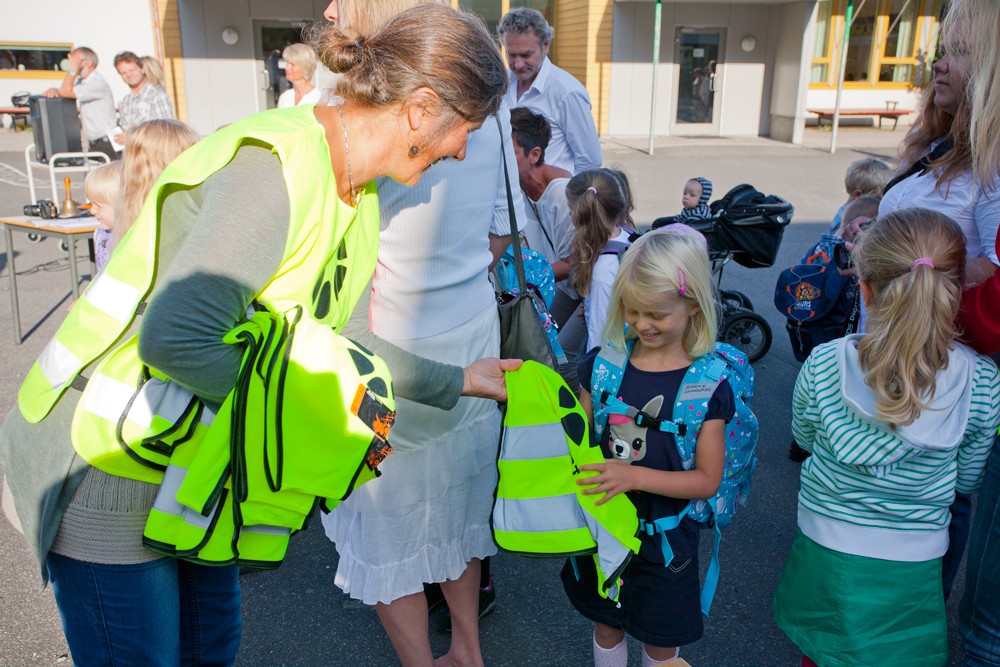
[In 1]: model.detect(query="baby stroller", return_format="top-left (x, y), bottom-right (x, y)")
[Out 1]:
top-left (653, 184), bottom-right (794, 363)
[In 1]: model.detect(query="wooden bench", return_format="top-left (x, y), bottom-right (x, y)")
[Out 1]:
top-left (808, 107), bottom-right (914, 130)
top-left (0, 106), bottom-right (30, 132)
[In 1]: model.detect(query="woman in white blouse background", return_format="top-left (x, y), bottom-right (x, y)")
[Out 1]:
top-left (277, 43), bottom-right (322, 108)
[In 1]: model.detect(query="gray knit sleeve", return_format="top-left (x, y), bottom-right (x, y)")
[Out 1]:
top-left (139, 146), bottom-right (290, 405)
top-left (340, 279), bottom-right (464, 410)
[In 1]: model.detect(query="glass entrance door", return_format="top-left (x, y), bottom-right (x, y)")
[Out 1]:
top-left (253, 20), bottom-right (310, 112)
top-left (673, 28), bottom-right (725, 134)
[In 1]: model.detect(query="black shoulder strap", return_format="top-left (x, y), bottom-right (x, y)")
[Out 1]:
top-left (882, 137), bottom-right (954, 196)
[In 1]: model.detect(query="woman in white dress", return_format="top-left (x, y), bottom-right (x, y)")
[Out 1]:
top-left (319, 2), bottom-right (522, 666)
top-left (276, 43), bottom-right (322, 108)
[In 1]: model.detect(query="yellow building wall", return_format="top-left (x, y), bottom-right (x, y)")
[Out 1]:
top-left (152, 0), bottom-right (187, 122)
top-left (554, 0), bottom-right (612, 136)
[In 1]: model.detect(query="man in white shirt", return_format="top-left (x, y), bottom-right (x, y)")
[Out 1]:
top-left (113, 51), bottom-right (174, 144)
top-left (43, 47), bottom-right (117, 158)
top-left (498, 8), bottom-right (602, 175)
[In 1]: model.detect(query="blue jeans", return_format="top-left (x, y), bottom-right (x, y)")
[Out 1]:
top-left (961, 436), bottom-right (1000, 666)
top-left (47, 553), bottom-right (242, 667)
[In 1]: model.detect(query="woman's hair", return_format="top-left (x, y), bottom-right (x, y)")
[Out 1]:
top-left (140, 56), bottom-right (165, 87)
top-left (332, 0), bottom-right (445, 37)
top-left (943, 0), bottom-right (1000, 186)
top-left (84, 161), bottom-right (123, 208)
top-left (853, 208), bottom-right (967, 426)
top-left (310, 4), bottom-right (506, 129)
top-left (603, 229), bottom-right (717, 358)
top-left (282, 43), bottom-right (318, 80)
top-left (896, 18), bottom-right (974, 191)
top-left (566, 168), bottom-right (631, 296)
top-left (114, 119), bottom-right (199, 246)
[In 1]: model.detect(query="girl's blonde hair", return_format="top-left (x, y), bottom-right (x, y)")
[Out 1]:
top-left (602, 229), bottom-right (717, 358)
top-left (282, 43), bottom-right (318, 80)
top-left (854, 208), bottom-right (966, 426)
top-left (84, 161), bottom-right (123, 209)
top-left (566, 168), bottom-right (631, 296)
top-left (114, 119), bottom-right (199, 246)
top-left (943, 0), bottom-right (1000, 187)
top-left (140, 56), bottom-right (165, 87)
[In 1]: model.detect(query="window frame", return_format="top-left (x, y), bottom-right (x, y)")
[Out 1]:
top-left (809, 0), bottom-right (938, 90)
top-left (0, 42), bottom-right (72, 80)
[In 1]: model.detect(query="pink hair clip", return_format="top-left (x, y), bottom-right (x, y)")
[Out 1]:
top-left (677, 268), bottom-right (687, 295)
top-left (911, 257), bottom-right (935, 271)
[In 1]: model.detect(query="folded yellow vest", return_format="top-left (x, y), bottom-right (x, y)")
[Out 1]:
top-left (492, 361), bottom-right (640, 599)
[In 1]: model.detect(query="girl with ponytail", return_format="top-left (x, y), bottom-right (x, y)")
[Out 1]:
top-left (773, 208), bottom-right (1000, 667)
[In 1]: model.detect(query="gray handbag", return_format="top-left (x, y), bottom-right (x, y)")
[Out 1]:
top-left (495, 117), bottom-right (559, 371)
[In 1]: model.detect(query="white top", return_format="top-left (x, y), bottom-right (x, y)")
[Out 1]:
top-left (370, 105), bottom-right (525, 339)
top-left (522, 177), bottom-right (572, 267)
top-left (879, 148), bottom-right (1000, 263)
top-left (504, 57), bottom-right (602, 175)
top-left (277, 87), bottom-right (322, 109)
top-left (585, 228), bottom-right (632, 350)
top-left (74, 71), bottom-right (116, 141)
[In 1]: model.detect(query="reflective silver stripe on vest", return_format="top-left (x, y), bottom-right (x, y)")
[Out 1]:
top-left (85, 273), bottom-right (141, 324)
top-left (153, 464), bottom-right (217, 530)
top-left (591, 519), bottom-right (632, 586)
top-left (81, 374), bottom-right (196, 429)
top-left (241, 524), bottom-right (291, 536)
top-left (37, 338), bottom-right (83, 390)
top-left (493, 494), bottom-right (583, 533)
top-left (502, 422), bottom-right (569, 461)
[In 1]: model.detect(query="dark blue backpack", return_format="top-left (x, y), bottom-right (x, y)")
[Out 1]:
top-left (773, 234), bottom-right (856, 362)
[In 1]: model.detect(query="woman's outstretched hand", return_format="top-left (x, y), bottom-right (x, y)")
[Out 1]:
top-left (461, 358), bottom-right (523, 401)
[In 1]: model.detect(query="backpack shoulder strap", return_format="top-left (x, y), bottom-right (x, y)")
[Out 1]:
top-left (591, 340), bottom-right (630, 439)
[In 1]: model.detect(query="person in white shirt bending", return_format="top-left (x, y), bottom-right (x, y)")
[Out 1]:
top-left (498, 8), bottom-right (602, 175)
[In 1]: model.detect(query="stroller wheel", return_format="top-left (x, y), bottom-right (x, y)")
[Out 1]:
top-left (721, 310), bottom-right (771, 363)
top-left (60, 239), bottom-right (70, 252)
top-left (720, 289), bottom-right (753, 311)
top-left (26, 232), bottom-right (41, 243)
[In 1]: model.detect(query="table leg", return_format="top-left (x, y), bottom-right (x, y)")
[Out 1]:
top-left (67, 235), bottom-right (82, 299)
top-left (4, 224), bottom-right (21, 344)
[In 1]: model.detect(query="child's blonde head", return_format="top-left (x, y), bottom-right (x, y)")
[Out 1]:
top-left (114, 119), bottom-right (199, 246)
top-left (845, 158), bottom-right (891, 196)
top-left (84, 161), bottom-right (122, 208)
top-left (603, 228), bottom-right (717, 358)
top-left (854, 207), bottom-right (966, 425)
top-left (567, 168), bottom-right (632, 296)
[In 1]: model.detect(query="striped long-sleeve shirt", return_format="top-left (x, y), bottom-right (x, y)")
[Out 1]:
top-left (792, 335), bottom-right (1000, 561)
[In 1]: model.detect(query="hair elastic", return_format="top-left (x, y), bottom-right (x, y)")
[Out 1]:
top-left (586, 186), bottom-right (597, 195)
top-left (677, 268), bottom-right (687, 295)
top-left (911, 257), bottom-right (935, 271)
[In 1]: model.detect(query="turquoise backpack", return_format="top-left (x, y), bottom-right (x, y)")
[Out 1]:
top-left (590, 339), bottom-right (758, 615)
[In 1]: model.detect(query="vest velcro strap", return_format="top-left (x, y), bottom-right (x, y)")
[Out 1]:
top-left (70, 375), bottom-right (89, 392)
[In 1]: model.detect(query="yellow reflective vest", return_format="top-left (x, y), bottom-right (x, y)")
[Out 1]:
top-left (19, 104), bottom-right (379, 481)
top-left (15, 105), bottom-right (391, 566)
top-left (492, 361), bottom-right (640, 599)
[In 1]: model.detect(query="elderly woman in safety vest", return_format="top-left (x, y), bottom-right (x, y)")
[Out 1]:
top-left (0, 6), bottom-right (515, 666)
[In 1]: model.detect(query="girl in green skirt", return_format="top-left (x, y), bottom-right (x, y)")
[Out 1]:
top-left (772, 208), bottom-right (1000, 667)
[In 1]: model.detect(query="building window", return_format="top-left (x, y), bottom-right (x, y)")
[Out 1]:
top-left (809, 0), bottom-right (937, 88)
top-left (458, 0), bottom-right (554, 39)
top-left (0, 43), bottom-right (71, 76)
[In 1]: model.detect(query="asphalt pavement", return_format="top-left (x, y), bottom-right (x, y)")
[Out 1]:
top-left (0, 125), bottom-right (970, 666)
